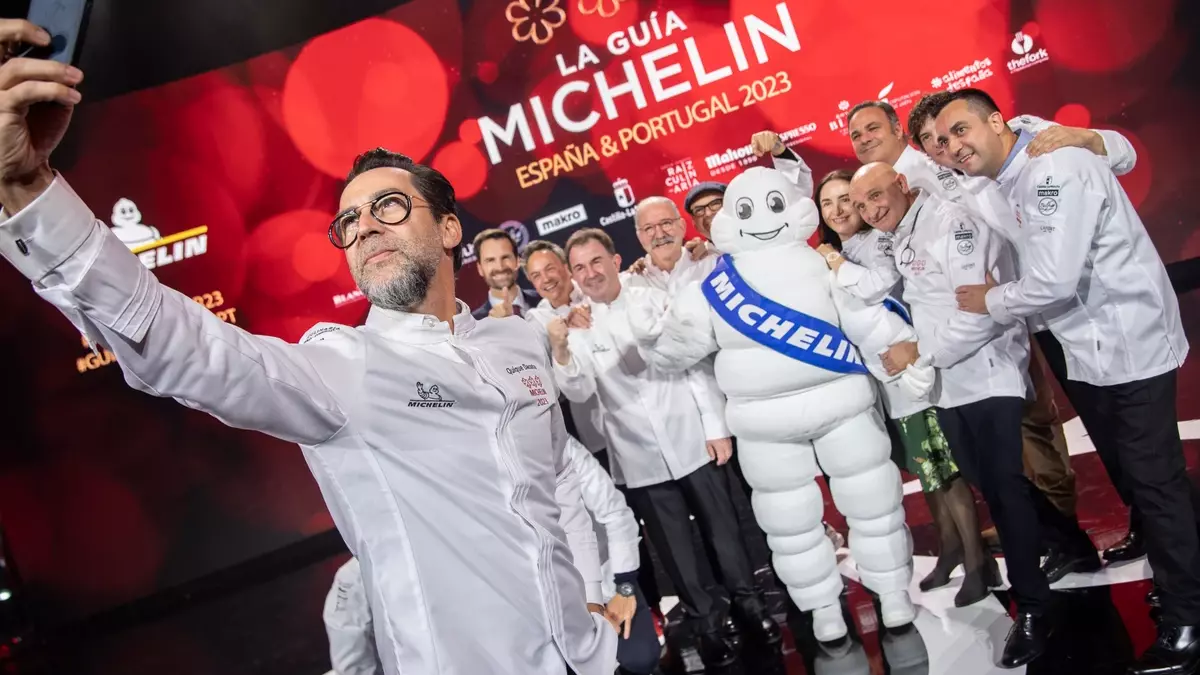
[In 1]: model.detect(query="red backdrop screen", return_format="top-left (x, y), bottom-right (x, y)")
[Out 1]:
top-left (1, 0), bottom-right (1197, 623)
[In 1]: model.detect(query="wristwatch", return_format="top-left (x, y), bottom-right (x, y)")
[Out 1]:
top-left (615, 582), bottom-right (636, 598)
top-left (825, 251), bottom-right (842, 262)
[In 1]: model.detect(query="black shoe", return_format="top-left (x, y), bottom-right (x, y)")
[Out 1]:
top-left (1127, 624), bottom-right (1200, 674)
top-left (919, 549), bottom-right (964, 592)
top-left (1041, 547), bottom-right (1102, 584)
top-left (1147, 585), bottom-right (1163, 609)
top-left (743, 611), bottom-right (782, 645)
top-left (733, 597), bottom-right (782, 645)
top-left (1000, 612), bottom-right (1052, 668)
top-left (698, 631), bottom-right (738, 669)
top-left (956, 558), bottom-right (1002, 608)
top-left (1104, 529), bottom-right (1146, 563)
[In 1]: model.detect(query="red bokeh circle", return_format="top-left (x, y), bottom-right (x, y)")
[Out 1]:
top-left (459, 119), bottom-right (483, 145)
top-left (1034, 0), bottom-right (1176, 72)
top-left (283, 18), bottom-right (451, 177)
top-left (433, 141), bottom-right (490, 200)
top-left (1053, 103), bottom-right (1091, 128)
top-left (293, 228), bottom-right (344, 283)
top-left (248, 210), bottom-right (336, 298)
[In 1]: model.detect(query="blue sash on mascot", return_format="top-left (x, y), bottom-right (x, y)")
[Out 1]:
top-left (882, 296), bottom-right (911, 325)
top-left (702, 255), bottom-right (870, 375)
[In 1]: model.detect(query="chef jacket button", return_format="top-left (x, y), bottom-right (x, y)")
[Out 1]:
top-left (423, 316), bottom-right (437, 327)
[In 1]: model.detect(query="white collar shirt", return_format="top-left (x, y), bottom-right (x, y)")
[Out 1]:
top-left (552, 285), bottom-right (729, 488)
top-left (0, 178), bottom-right (618, 675)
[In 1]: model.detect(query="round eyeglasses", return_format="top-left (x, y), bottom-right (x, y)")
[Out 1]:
top-left (328, 191), bottom-right (429, 249)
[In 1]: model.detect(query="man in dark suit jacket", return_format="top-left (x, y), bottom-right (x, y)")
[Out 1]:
top-left (471, 228), bottom-right (542, 320)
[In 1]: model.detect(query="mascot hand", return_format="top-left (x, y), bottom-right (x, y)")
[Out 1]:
top-left (627, 292), bottom-right (667, 344)
top-left (896, 355), bottom-right (936, 400)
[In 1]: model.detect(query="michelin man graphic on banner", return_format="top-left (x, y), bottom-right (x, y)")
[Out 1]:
top-left (628, 166), bottom-right (934, 642)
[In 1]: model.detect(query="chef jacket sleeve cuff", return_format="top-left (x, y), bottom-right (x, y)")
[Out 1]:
top-left (986, 283), bottom-right (1016, 324)
top-left (0, 175), bottom-right (96, 282)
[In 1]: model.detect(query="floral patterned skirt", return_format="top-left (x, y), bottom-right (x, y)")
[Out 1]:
top-left (895, 408), bottom-right (959, 493)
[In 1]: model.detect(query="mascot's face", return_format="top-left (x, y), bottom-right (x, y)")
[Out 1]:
top-left (710, 167), bottom-right (819, 254)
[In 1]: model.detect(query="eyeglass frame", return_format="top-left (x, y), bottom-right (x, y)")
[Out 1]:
top-left (636, 216), bottom-right (681, 238)
top-left (689, 197), bottom-right (723, 218)
top-left (328, 190), bottom-right (431, 250)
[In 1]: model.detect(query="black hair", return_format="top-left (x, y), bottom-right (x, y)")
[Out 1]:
top-left (848, 100), bottom-right (901, 132)
top-left (907, 92), bottom-right (954, 150)
top-left (928, 88), bottom-right (1003, 123)
top-left (565, 227), bottom-right (616, 260)
top-left (471, 228), bottom-right (518, 261)
top-left (345, 148), bottom-right (463, 271)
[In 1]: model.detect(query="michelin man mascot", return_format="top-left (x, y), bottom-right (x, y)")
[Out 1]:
top-left (628, 167), bottom-right (933, 642)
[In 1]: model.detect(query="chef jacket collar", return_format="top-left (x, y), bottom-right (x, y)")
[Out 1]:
top-left (365, 299), bottom-right (476, 344)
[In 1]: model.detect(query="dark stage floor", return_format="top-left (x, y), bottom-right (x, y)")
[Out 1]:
top-left (6, 351), bottom-right (1200, 675)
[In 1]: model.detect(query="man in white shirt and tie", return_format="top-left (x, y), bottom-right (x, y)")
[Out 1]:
top-left (0, 20), bottom-right (615, 675)
top-left (546, 227), bottom-right (779, 669)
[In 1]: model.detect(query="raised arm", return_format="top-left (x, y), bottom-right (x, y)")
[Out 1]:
top-left (324, 558), bottom-right (382, 675)
top-left (985, 152), bottom-right (1104, 324)
top-left (0, 24), bottom-right (345, 446)
top-left (0, 178), bottom-right (348, 445)
top-left (1010, 113), bottom-right (1138, 176)
top-left (771, 148), bottom-right (815, 199)
top-left (550, 320), bottom-right (601, 403)
top-left (627, 283), bottom-right (718, 373)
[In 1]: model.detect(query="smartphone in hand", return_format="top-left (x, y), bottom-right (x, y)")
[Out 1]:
top-left (26, 0), bottom-right (93, 66)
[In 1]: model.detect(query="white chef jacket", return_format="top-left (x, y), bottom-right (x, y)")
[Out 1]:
top-left (563, 435), bottom-right (641, 600)
top-left (526, 283), bottom-right (609, 454)
top-left (984, 139), bottom-right (1187, 387)
top-left (624, 249), bottom-right (719, 295)
top-left (323, 435), bottom-right (639, 675)
top-left (894, 191), bottom-right (1030, 408)
top-left (836, 229), bottom-right (904, 305)
top-left (324, 557), bottom-right (382, 675)
top-left (554, 284), bottom-right (730, 489)
top-left (0, 178), bottom-right (618, 675)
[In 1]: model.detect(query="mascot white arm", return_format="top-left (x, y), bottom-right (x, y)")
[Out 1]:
top-left (630, 170), bottom-right (932, 399)
top-left (628, 282), bottom-right (716, 372)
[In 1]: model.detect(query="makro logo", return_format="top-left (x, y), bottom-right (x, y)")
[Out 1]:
top-left (1008, 31), bottom-right (1049, 73)
top-left (110, 198), bottom-right (208, 270)
top-left (930, 58), bottom-right (994, 92)
top-left (535, 204), bottom-right (588, 236)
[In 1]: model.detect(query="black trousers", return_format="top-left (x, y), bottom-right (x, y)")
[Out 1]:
top-left (1036, 331), bottom-right (1200, 624)
top-left (627, 461), bottom-right (761, 633)
top-left (938, 396), bottom-right (1094, 615)
top-left (615, 584), bottom-right (662, 674)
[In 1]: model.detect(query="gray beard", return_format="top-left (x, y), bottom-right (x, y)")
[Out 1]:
top-left (361, 256), bottom-right (439, 312)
